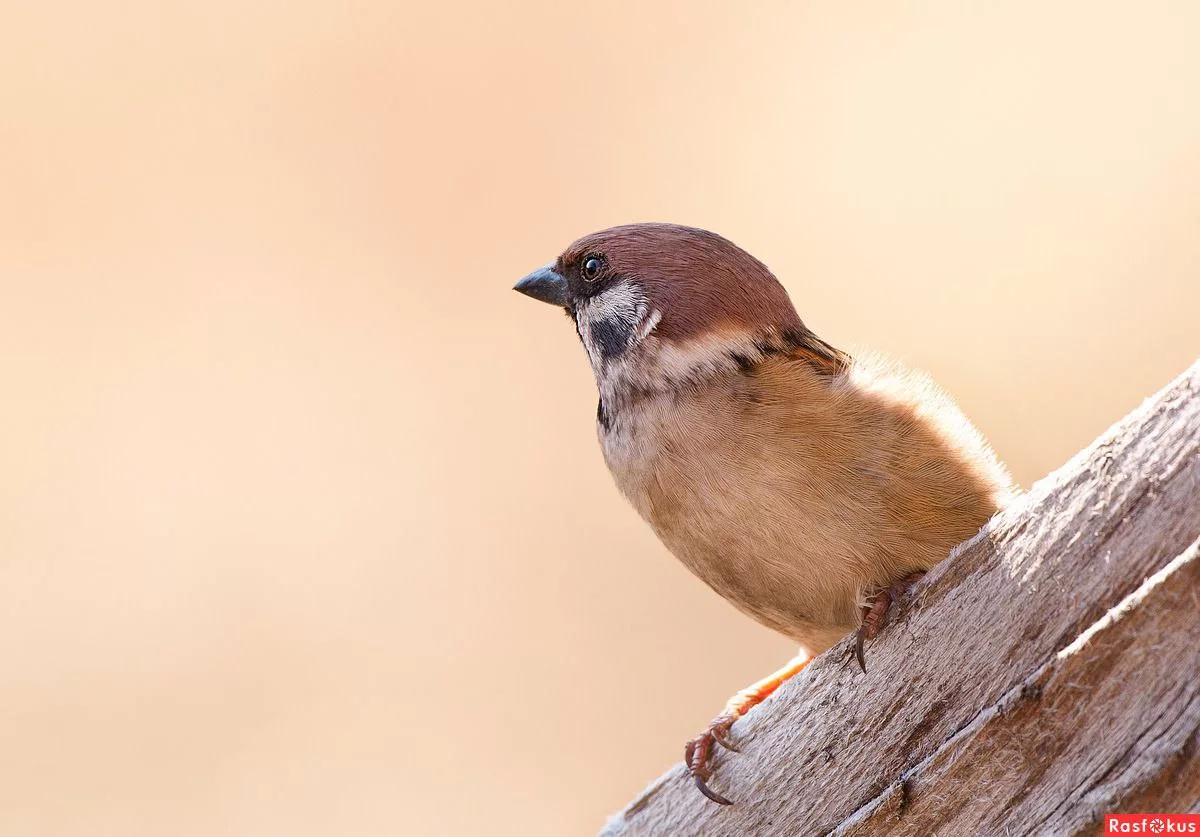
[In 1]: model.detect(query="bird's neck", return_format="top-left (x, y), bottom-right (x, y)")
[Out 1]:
top-left (592, 325), bottom-right (847, 431)
top-left (592, 329), bottom-right (757, 428)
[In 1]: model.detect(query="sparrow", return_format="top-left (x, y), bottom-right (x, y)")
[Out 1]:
top-left (514, 223), bottom-right (1015, 804)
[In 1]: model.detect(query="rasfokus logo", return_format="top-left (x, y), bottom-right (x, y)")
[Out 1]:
top-left (1106, 814), bottom-right (1200, 834)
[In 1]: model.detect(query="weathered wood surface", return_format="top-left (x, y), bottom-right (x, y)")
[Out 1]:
top-left (601, 360), bottom-right (1200, 837)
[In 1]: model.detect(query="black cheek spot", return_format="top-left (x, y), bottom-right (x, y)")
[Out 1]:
top-left (592, 316), bottom-right (633, 359)
top-left (731, 352), bottom-right (755, 373)
top-left (597, 399), bottom-right (611, 430)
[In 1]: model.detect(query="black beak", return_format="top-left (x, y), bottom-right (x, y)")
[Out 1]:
top-left (513, 264), bottom-right (569, 307)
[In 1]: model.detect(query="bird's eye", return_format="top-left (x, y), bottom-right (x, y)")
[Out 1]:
top-left (582, 256), bottom-right (604, 281)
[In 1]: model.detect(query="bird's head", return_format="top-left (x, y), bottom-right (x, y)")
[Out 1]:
top-left (515, 223), bottom-right (845, 406)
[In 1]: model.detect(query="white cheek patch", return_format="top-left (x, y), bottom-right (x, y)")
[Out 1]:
top-left (636, 308), bottom-right (662, 342)
top-left (583, 282), bottom-right (642, 327)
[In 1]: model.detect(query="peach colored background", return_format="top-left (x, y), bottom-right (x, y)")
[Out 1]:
top-left (2, 2), bottom-right (1197, 834)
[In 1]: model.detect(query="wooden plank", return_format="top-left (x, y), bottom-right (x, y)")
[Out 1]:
top-left (835, 539), bottom-right (1200, 836)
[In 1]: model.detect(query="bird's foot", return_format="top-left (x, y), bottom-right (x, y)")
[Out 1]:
top-left (853, 570), bottom-right (927, 673)
top-left (684, 712), bottom-right (739, 805)
top-left (681, 652), bottom-right (812, 805)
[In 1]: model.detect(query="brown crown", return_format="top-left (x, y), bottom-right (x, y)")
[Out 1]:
top-left (557, 223), bottom-right (805, 342)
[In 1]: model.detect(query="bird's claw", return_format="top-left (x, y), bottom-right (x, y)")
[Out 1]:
top-left (684, 713), bottom-right (739, 805)
top-left (840, 625), bottom-right (869, 672)
top-left (693, 773), bottom-right (733, 806)
top-left (852, 570), bottom-right (927, 674)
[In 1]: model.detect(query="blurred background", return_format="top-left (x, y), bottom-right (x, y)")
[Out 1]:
top-left (1, 1), bottom-right (1198, 834)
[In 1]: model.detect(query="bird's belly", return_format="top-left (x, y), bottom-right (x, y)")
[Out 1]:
top-left (603, 424), bottom-right (866, 651)
top-left (649, 486), bottom-right (865, 652)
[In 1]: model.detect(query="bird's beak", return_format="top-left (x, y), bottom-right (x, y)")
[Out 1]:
top-left (513, 264), bottom-right (569, 307)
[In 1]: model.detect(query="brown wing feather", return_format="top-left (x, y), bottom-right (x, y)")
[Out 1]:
top-left (781, 327), bottom-right (852, 378)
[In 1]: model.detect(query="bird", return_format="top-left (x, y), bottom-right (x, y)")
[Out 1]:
top-left (513, 223), bottom-right (1016, 805)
